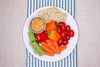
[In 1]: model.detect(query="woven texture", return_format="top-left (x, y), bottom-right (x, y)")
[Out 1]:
top-left (26, 0), bottom-right (77, 67)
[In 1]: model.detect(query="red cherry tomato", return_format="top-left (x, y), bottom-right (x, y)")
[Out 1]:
top-left (59, 22), bottom-right (66, 26)
top-left (66, 25), bottom-right (70, 33)
top-left (67, 32), bottom-right (70, 36)
top-left (57, 38), bottom-right (63, 46)
top-left (61, 32), bottom-right (66, 39)
top-left (63, 40), bottom-right (68, 45)
top-left (66, 35), bottom-right (70, 40)
top-left (70, 30), bottom-right (74, 37)
top-left (57, 27), bottom-right (61, 34)
top-left (61, 25), bottom-right (66, 32)
top-left (57, 25), bottom-right (61, 28)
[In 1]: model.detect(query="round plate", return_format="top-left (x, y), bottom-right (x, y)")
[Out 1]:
top-left (23, 6), bottom-right (78, 62)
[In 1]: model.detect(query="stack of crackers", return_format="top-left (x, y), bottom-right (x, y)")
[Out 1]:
top-left (37, 7), bottom-right (67, 23)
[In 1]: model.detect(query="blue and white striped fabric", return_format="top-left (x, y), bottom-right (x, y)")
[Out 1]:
top-left (26, 0), bottom-right (77, 67)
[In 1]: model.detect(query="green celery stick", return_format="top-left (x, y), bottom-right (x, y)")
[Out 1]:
top-left (28, 27), bottom-right (37, 41)
top-left (28, 26), bottom-right (33, 33)
top-left (29, 41), bottom-right (38, 54)
top-left (28, 32), bottom-right (36, 41)
top-left (30, 41), bottom-right (45, 56)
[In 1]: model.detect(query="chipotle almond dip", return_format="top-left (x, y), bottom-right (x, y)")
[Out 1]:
top-left (30, 18), bottom-right (44, 32)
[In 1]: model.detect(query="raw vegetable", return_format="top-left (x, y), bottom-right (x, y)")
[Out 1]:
top-left (29, 41), bottom-right (45, 56)
top-left (70, 30), bottom-right (74, 37)
top-left (56, 27), bottom-right (61, 34)
top-left (41, 43), bottom-right (54, 54)
top-left (45, 51), bottom-right (54, 56)
top-left (45, 21), bottom-right (60, 31)
top-left (63, 40), bottom-right (68, 45)
top-left (46, 40), bottom-right (57, 53)
top-left (28, 27), bottom-right (37, 41)
top-left (28, 27), bottom-right (45, 56)
top-left (58, 22), bottom-right (66, 26)
top-left (60, 45), bottom-right (67, 52)
top-left (53, 41), bottom-right (60, 54)
top-left (35, 32), bottom-right (48, 43)
top-left (66, 35), bottom-right (70, 40)
top-left (29, 41), bottom-right (37, 54)
top-left (47, 30), bottom-right (61, 41)
top-left (61, 25), bottom-right (66, 32)
top-left (57, 24), bottom-right (75, 46)
top-left (41, 42), bottom-right (49, 48)
top-left (59, 46), bottom-right (62, 49)
top-left (41, 39), bottom-right (67, 56)
top-left (61, 32), bottom-right (66, 39)
top-left (58, 22), bottom-right (66, 28)
top-left (66, 25), bottom-right (70, 33)
top-left (57, 38), bottom-right (63, 46)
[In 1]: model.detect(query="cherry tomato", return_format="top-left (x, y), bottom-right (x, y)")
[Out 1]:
top-left (63, 40), bottom-right (68, 45)
top-left (61, 32), bottom-right (66, 39)
top-left (61, 25), bottom-right (66, 32)
top-left (70, 30), bottom-right (74, 37)
top-left (57, 38), bottom-right (63, 46)
top-left (57, 27), bottom-right (61, 34)
top-left (66, 25), bottom-right (70, 33)
top-left (59, 22), bottom-right (66, 26)
top-left (67, 32), bottom-right (70, 36)
top-left (57, 25), bottom-right (61, 28)
top-left (66, 35), bottom-right (70, 40)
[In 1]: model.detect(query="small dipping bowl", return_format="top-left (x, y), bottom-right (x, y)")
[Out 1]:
top-left (30, 17), bottom-right (46, 33)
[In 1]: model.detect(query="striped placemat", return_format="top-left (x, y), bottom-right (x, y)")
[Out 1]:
top-left (26, 0), bottom-right (77, 67)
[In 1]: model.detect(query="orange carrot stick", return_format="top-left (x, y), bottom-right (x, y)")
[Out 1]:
top-left (45, 51), bottom-right (54, 56)
top-left (60, 45), bottom-right (67, 52)
top-left (41, 42), bottom-right (49, 48)
top-left (53, 41), bottom-right (60, 54)
top-left (41, 44), bottom-right (54, 54)
top-left (46, 40), bottom-right (57, 53)
top-left (59, 46), bottom-right (62, 49)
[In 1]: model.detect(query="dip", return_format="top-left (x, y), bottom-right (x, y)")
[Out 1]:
top-left (30, 18), bottom-right (45, 32)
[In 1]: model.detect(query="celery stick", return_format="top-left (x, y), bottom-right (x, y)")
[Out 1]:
top-left (28, 26), bottom-right (45, 56)
top-left (30, 41), bottom-right (45, 56)
top-left (28, 27), bottom-right (37, 41)
top-left (28, 32), bottom-right (36, 41)
top-left (29, 41), bottom-right (37, 54)
top-left (28, 26), bottom-right (33, 33)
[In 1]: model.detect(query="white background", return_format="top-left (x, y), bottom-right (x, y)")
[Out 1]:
top-left (0, 0), bottom-right (100, 67)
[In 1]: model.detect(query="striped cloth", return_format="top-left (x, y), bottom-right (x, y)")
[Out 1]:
top-left (26, 0), bottom-right (77, 67)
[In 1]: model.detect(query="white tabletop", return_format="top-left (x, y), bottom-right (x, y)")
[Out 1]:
top-left (0, 0), bottom-right (100, 67)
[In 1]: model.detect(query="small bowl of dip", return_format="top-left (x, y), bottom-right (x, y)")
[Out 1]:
top-left (30, 17), bottom-right (46, 33)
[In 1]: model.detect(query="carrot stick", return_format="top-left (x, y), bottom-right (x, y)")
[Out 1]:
top-left (45, 51), bottom-right (54, 56)
top-left (53, 41), bottom-right (60, 54)
top-left (41, 44), bottom-right (54, 54)
top-left (59, 46), bottom-right (62, 49)
top-left (60, 45), bottom-right (67, 52)
top-left (46, 40), bottom-right (57, 53)
top-left (41, 42), bottom-right (49, 48)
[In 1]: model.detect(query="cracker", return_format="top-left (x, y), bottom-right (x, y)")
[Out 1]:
top-left (63, 13), bottom-right (67, 22)
top-left (50, 12), bottom-right (67, 23)
top-left (37, 7), bottom-right (67, 23)
top-left (47, 7), bottom-right (61, 17)
top-left (46, 7), bottom-right (61, 13)
top-left (41, 13), bottom-right (51, 23)
top-left (37, 9), bottom-right (46, 16)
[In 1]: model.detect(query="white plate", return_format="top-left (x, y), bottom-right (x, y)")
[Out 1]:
top-left (23, 6), bottom-right (78, 62)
